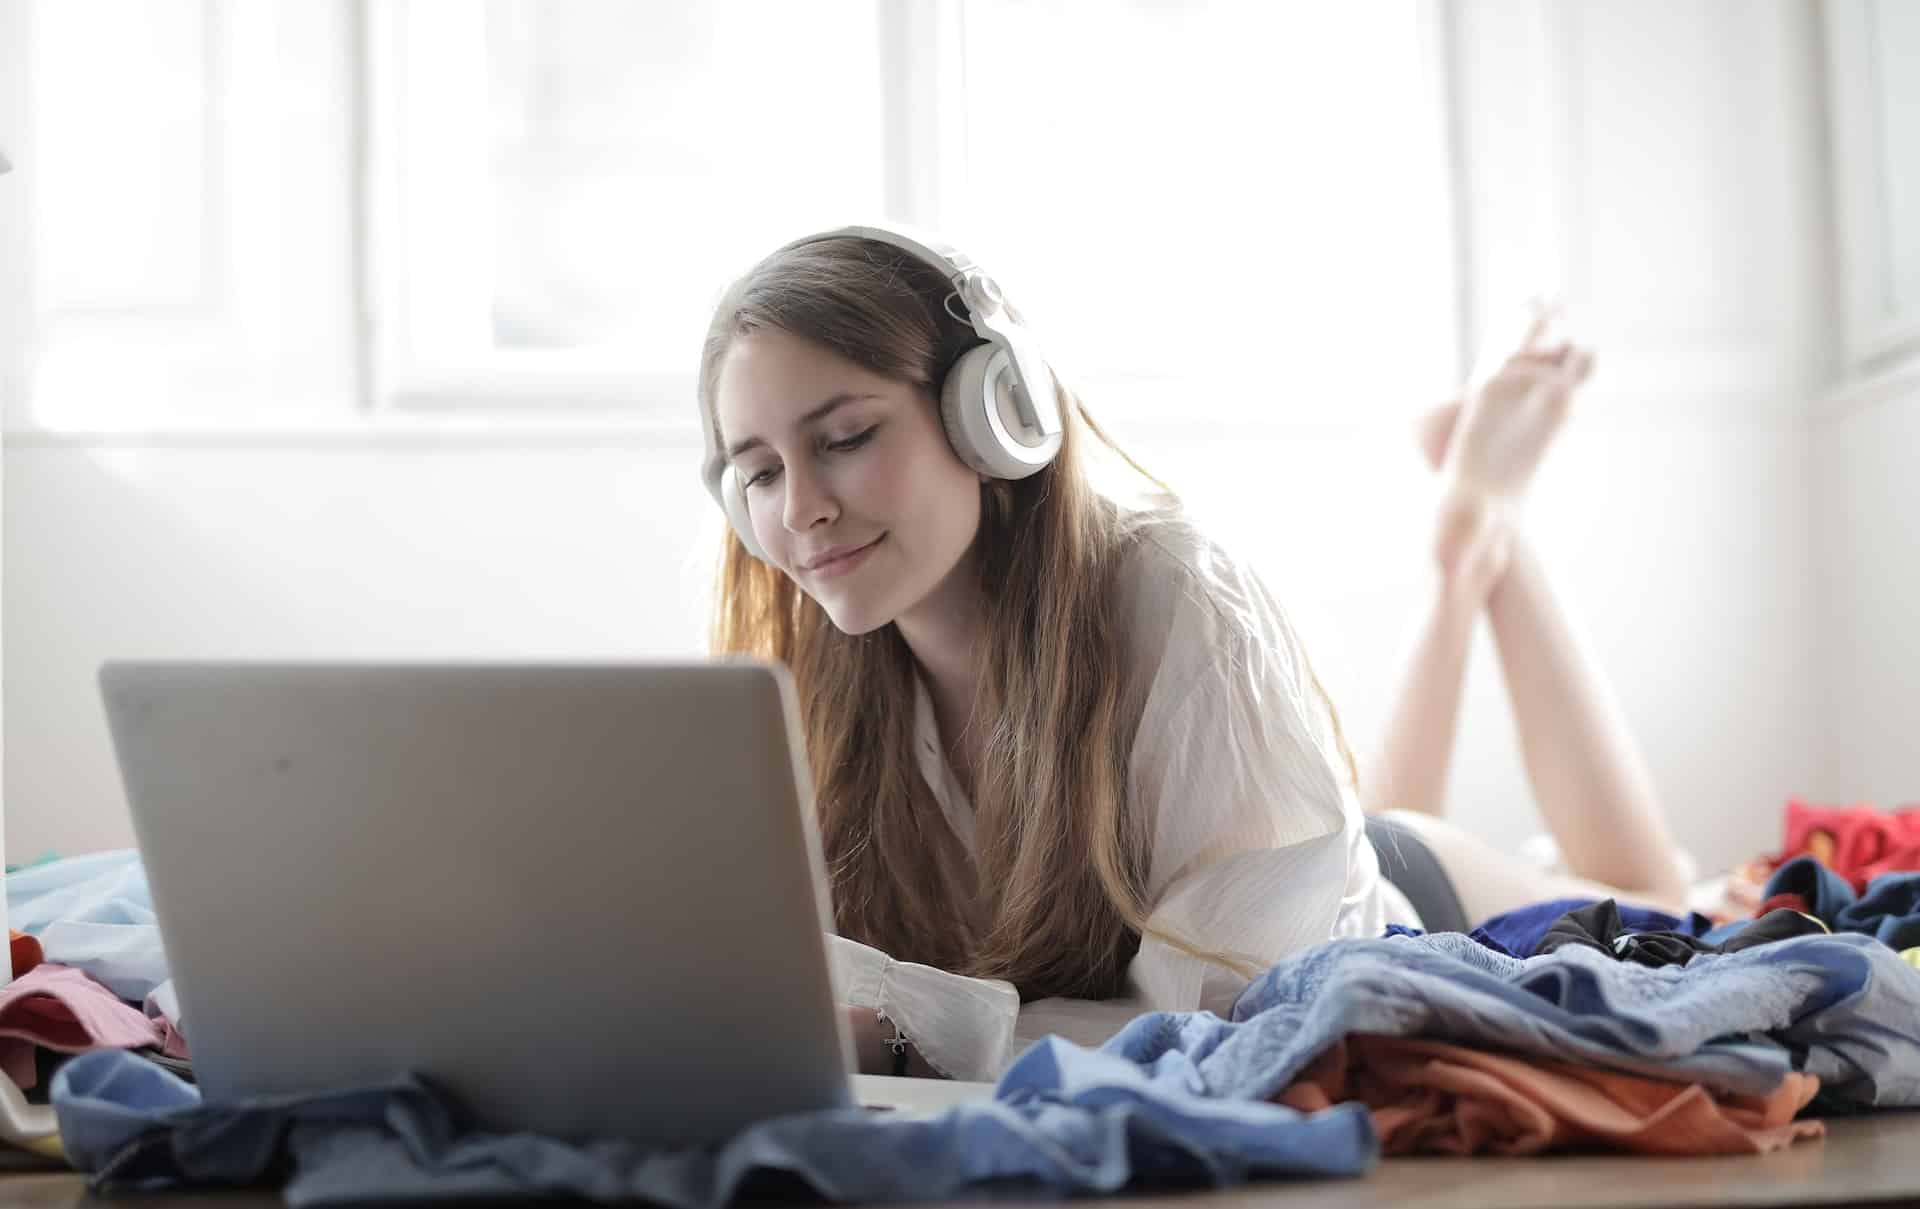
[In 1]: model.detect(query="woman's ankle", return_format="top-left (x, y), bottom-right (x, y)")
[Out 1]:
top-left (1432, 487), bottom-right (1516, 605)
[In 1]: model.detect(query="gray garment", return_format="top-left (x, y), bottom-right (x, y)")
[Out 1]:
top-left (1364, 815), bottom-right (1470, 933)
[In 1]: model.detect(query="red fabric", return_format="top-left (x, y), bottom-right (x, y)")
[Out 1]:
top-left (9, 931), bottom-right (43, 979)
top-left (1771, 797), bottom-right (1920, 893)
top-left (1756, 893), bottom-right (1812, 918)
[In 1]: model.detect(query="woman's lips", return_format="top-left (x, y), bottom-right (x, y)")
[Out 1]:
top-left (807, 534), bottom-right (885, 578)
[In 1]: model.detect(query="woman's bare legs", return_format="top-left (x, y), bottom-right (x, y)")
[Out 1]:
top-left (1362, 309), bottom-right (1691, 916)
top-left (1363, 554), bottom-right (1483, 820)
top-left (1376, 807), bottom-right (1682, 923)
top-left (1483, 533), bottom-right (1689, 905)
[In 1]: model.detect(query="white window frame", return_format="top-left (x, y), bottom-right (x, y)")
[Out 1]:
top-left (363, 0), bottom-right (963, 423)
top-left (1821, 0), bottom-right (1920, 377)
top-left (4, 0), bottom-right (1465, 435)
top-left (0, 0), bottom-right (32, 428)
top-left (6, 0), bottom-right (362, 436)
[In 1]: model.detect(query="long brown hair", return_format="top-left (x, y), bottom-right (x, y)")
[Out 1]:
top-left (698, 236), bottom-right (1355, 999)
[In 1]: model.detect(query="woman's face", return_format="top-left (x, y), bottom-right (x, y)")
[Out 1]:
top-left (713, 325), bottom-right (984, 635)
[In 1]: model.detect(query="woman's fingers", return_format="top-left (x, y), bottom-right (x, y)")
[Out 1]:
top-left (1519, 297), bottom-right (1565, 352)
top-left (1518, 311), bottom-right (1555, 356)
top-left (1565, 347), bottom-right (1596, 384)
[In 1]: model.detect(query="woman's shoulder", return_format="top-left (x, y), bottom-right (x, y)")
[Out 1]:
top-left (1116, 506), bottom-right (1292, 656)
top-left (1108, 506), bottom-right (1313, 719)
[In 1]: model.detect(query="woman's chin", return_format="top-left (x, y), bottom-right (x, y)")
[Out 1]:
top-left (818, 595), bottom-right (893, 636)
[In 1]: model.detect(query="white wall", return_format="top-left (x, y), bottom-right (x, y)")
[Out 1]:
top-left (2, 2), bottom-right (1865, 878)
top-left (1, 0), bottom-right (30, 964)
top-left (3, 434), bottom-right (720, 858)
top-left (1810, 371), bottom-right (1920, 809)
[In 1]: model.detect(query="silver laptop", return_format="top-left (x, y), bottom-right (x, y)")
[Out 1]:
top-left (99, 660), bottom-right (993, 1145)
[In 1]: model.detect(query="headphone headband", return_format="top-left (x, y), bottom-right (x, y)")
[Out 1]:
top-left (699, 221), bottom-right (1063, 564)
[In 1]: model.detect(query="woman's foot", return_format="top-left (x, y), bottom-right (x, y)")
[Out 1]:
top-left (1432, 489), bottom-right (1513, 603)
top-left (1418, 397), bottom-right (1512, 598)
top-left (1422, 304), bottom-right (1595, 597)
top-left (1443, 305), bottom-right (1591, 499)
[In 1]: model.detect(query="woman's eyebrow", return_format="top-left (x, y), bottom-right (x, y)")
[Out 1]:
top-left (725, 392), bottom-right (882, 460)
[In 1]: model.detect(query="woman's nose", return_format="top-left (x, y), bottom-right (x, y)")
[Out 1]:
top-left (781, 462), bottom-right (838, 535)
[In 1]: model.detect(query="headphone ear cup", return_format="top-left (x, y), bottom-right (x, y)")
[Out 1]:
top-left (721, 469), bottom-right (770, 563)
top-left (939, 345), bottom-right (1060, 480)
top-left (938, 346), bottom-right (999, 478)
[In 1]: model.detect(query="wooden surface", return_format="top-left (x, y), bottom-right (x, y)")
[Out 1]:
top-left (4, 1109), bottom-right (1918, 1208)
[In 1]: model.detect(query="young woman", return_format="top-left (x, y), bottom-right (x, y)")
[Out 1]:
top-left (695, 226), bottom-right (1692, 1079)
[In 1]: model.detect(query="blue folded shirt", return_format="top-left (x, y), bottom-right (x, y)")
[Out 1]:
top-left (1216, 930), bottom-right (1920, 1108)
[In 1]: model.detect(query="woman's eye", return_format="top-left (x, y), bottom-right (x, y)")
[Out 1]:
top-left (739, 425), bottom-right (875, 489)
top-left (827, 425), bottom-right (879, 452)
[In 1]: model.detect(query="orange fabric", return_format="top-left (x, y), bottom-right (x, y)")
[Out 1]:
top-left (8, 931), bottom-right (43, 979)
top-left (1275, 1034), bottom-right (1825, 1157)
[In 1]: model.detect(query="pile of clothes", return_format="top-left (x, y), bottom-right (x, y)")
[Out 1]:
top-left (6, 798), bottom-right (1920, 1207)
top-left (0, 852), bottom-right (190, 1166)
top-left (1710, 797), bottom-right (1920, 922)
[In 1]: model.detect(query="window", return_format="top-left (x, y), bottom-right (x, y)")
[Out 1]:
top-left (3, 0), bottom-right (1459, 432)
top-left (1823, 0), bottom-right (1920, 374)
top-left (14, 0), bottom-right (359, 430)
top-left (370, 0), bottom-right (893, 412)
top-left (948, 2), bottom-right (1459, 424)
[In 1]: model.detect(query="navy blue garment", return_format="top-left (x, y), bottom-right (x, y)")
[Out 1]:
top-left (1767, 856), bottom-right (1920, 952)
top-left (1467, 897), bottom-right (1712, 959)
top-left (1838, 877), bottom-right (1920, 951)
top-left (1765, 856), bottom-right (1859, 922)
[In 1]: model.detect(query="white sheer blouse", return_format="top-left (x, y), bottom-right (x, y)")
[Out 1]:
top-left (828, 514), bottom-right (1417, 1080)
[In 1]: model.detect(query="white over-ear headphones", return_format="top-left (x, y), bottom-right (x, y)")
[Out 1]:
top-left (698, 222), bottom-right (1063, 564)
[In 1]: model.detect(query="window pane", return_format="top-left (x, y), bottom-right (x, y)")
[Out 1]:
top-left (35, 0), bottom-right (208, 310)
top-left (482, 0), bottom-right (887, 358)
top-left (23, 0), bottom-right (357, 428)
top-left (953, 2), bottom-right (1456, 419)
top-left (1870, 0), bottom-right (1920, 315)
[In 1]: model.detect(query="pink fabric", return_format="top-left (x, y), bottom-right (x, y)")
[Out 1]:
top-left (154, 1013), bottom-right (191, 1060)
top-left (0, 963), bottom-right (171, 1090)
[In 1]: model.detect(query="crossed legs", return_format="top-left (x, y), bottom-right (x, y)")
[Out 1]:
top-left (1361, 311), bottom-right (1692, 920)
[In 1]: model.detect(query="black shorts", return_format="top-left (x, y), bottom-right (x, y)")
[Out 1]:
top-left (1364, 814), bottom-right (1471, 934)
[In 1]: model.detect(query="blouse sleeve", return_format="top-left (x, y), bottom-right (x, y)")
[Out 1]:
top-left (826, 933), bottom-right (1020, 1082)
top-left (1122, 536), bottom-right (1363, 1018)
